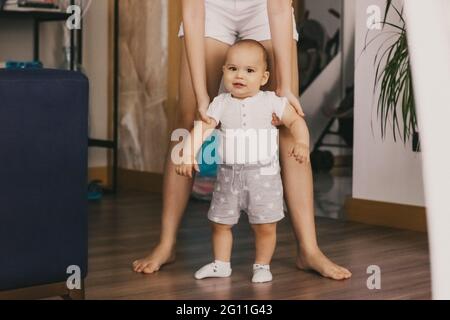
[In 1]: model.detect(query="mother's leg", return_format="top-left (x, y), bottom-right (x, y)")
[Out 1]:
top-left (260, 40), bottom-right (352, 280)
top-left (133, 38), bottom-right (230, 274)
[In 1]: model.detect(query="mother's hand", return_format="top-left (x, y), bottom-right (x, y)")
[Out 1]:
top-left (278, 89), bottom-right (305, 117)
top-left (272, 89), bottom-right (305, 126)
top-left (197, 95), bottom-right (213, 124)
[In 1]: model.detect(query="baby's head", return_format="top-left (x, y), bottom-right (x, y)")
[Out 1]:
top-left (223, 40), bottom-right (270, 99)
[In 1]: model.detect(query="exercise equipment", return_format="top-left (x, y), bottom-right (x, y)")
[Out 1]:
top-left (311, 86), bottom-right (354, 173)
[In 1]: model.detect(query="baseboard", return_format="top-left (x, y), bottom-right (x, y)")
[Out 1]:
top-left (345, 197), bottom-right (427, 232)
top-left (118, 168), bottom-right (164, 193)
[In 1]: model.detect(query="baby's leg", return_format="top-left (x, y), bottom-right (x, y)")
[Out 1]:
top-left (252, 223), bottom-right (277, 265)
top-left (251, 223), bottom-right (277, 283)
top-left (194, 222), bottom-right (233, 280)
top-left (212, 222), bottom-right (233, 262)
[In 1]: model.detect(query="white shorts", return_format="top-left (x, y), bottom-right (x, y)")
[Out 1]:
top-left (178, 0), bottom-right (300, 45)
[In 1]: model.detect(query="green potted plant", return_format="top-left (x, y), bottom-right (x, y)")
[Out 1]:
top-left (363, 0), bottom-right (420, 151)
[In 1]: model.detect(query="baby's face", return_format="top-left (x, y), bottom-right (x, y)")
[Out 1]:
top-left (222, 45), bottom-right (270, 99)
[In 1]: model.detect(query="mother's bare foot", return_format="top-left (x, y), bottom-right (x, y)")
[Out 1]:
top-left (133, 244), bottom-right (176, 274)
top-left (297, 249), bottom-right (352, 280)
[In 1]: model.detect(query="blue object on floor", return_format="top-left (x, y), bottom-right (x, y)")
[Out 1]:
top-left (192, 132), bottom-right (219, 201)
top-left (88, 180), bottom-right (103, 201)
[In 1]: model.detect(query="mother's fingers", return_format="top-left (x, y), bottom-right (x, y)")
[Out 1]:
top-left (199, 110), bottom-right (212, 124)
top-left (292, 102), bottom-right (305, 118)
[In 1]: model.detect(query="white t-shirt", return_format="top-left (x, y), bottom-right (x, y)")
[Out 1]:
top-left (206, 91), bottom-right (288, 165)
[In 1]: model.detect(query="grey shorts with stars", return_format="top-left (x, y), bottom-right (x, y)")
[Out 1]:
top-left (208, 163), bottom-right (285, 225)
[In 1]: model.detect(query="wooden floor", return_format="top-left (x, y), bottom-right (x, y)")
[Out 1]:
top-left (85, 192), bottom-right (431, 300)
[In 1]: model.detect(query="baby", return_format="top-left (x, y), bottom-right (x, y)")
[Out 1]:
top-left (175, 39), bottom-right (310, 283)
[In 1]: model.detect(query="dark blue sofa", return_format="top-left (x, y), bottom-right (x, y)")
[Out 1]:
top-left (0, 69), bottom-right (89, 299)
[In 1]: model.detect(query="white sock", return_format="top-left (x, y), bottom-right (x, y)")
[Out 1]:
top-left (252, 264), bottom-right (272, 283)
top-left (194, 260), bottom-right (232, 280)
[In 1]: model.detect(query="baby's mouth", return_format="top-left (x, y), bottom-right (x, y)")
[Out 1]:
top-left (233, 82), bottom-right (246, 89)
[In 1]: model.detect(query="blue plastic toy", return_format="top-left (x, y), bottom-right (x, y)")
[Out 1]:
top-left (196, 131), bottom-right (219, 177)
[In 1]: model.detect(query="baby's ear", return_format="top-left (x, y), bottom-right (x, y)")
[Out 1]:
top-left (261, 70), bottom-right (270, 86)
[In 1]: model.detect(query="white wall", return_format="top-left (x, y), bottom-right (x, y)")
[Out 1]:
top-left (404, 0), bottom-right (450, 300)
top-left (353, 0), bottom-right (425, 206)
top-left (0, 1), bottom-right (110, 169)
top-left (342, 0), bottom-right (356, 90)
top-left (83, 0), bottom-right (109, 168)
top-left (0, 20), bottom-right (33, 61)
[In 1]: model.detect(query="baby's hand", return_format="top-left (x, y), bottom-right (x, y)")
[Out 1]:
top-left (175, 156), bottom-right (200, 178)
top-left (289, 142), bottom-right (310, 164)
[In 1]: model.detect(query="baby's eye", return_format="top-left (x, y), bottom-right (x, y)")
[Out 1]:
top-left (228, 66), bottom-right (237, 71)
top-left (247, 69), bottom-right (255, 73)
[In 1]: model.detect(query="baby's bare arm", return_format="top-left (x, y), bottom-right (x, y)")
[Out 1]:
top-left (175, 119), bottom-right (218, 178)
top-left (184, 119), bottom-right (218, 160)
